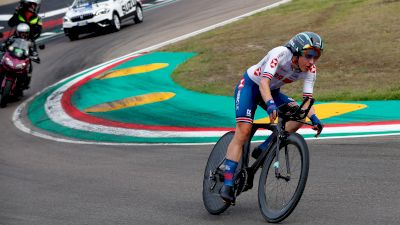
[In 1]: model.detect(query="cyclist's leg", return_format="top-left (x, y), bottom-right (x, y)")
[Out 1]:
top-left (226, 122), bottom-right (252, 162)
top-left (221, 72), bottom-right (259, 203)
top-left (226, 72), bottom-right (259, 161)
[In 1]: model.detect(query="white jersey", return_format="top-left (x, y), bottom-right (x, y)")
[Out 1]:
top-left (246, 46), bottom-right (316, 98)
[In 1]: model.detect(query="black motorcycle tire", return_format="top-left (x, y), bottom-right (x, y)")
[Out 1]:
top-left (0, 79), bottom-right (13, 108)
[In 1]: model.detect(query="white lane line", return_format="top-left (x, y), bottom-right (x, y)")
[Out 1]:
top-left (39, 8), bottom-right (69, 18)
top-left (0, 15), bottom-right (12, 21)
top-left (40, 32), bottom-right (57, 36)
top-left (0, 7), bottom-right (69, 21)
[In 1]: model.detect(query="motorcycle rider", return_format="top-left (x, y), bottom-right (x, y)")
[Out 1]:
top-left (8, 0), bottom-right (42, 58)
top-left (1, 23), bottom-right (38, 90)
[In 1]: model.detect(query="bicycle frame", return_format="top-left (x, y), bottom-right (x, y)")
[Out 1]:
top-left (236, 97), bottom-right (315, 195)
top-left (203, 97), bottom-right (316, 219)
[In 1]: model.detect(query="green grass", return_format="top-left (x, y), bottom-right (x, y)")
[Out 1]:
top-left (160, 0), bottom-right (400, 101)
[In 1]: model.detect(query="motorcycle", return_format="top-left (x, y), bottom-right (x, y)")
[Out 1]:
top-left (0, 38), bottom-right (37, 108)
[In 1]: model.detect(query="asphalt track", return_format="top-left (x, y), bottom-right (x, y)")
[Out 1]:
top-left (1, 0), bottom-right (400, 224)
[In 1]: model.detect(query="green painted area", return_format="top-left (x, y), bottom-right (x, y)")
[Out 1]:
top-left (26, 52), bottom-right (400, 143)
top-left (27, 78), bottom-right (222, 143)
top-left (73, 52), bottom-right (236, 128)
top-left (26, 52), bottom-right (224, 143)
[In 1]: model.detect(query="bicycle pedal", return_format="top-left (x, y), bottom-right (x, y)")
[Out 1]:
top-left (223, 199), bottom-right (236, 206)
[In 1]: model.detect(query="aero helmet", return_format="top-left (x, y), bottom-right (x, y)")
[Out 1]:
top-left (285, 32), bottom-right (324, 59)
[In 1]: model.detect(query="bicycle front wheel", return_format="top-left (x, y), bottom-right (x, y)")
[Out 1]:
top-left (258, 133), bottom-right (309, 223)
top-left (202, 131), bottom-right (241, 215)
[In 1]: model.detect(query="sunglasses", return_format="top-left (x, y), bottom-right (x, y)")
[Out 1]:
top-left (302, 48), bottom-right (321, 60)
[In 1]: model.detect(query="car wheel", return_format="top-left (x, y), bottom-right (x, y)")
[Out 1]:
top-left (133, 5), bottom-right (143, 24)
top-left (68, 31), bottom-right (79, 41)
top-left (111, 13), bottom-right (121, 32)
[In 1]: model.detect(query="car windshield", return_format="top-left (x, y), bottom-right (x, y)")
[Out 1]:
top-left (73, 0), bottom-right (108, 8)
top-left (9, 38), bottom-right (30, 59)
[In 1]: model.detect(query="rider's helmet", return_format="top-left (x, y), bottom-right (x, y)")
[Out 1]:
top-left (285, 32), bottom-right (324, 60)
top-left (16, 23), bottom-right (30, 39)
top-left (20, 0), bottom-right (41, 13)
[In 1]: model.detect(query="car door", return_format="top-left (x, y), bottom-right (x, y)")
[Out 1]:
top-left (121, 0), bottom-right (136, 18)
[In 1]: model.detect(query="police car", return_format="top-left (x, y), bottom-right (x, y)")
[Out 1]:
top-left (63, 0), bottom-right (143, 41)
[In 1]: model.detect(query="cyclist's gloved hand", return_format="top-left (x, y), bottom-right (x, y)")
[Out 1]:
top-left (266, 99), bottom-right (277, 123)
top-left (310, 114), bottom-right (323, 137)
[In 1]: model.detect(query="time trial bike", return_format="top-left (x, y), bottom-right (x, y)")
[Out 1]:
top-left (203, 97), bottom-right (316, 223)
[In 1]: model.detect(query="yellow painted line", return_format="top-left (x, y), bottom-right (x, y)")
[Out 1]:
top-left (96, 63), bottom-right (169, 80)
top-left (84, 92), bottom-right (176, 113)
top-left (254, 103), bottom-right (367, 123)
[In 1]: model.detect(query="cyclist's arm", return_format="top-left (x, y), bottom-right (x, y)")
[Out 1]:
top-left (260, 77), bottom-right (278, 122)
top-left (7, 13), bottom-right (19, 27)
top-left (302, 64), bottom-right (317, 118)
top-left (259, 77), bottom-right (273, 102)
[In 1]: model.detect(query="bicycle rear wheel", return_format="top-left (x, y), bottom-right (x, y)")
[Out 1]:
top-left (258, 133), bottom-right (309, 223)
top-left (202, 131), bottom-right (241, 215)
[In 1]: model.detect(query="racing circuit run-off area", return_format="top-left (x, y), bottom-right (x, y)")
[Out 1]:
top-left (1, 0), bottom-right (400, 225)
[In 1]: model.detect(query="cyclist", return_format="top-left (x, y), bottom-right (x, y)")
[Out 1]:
top-left (220, 32), bottom-right (325, 204)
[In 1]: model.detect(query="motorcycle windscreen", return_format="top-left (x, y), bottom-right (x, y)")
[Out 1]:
top-left (9, 38), bottom-right (30, 59)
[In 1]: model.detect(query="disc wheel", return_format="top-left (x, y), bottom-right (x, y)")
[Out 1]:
top-left (202, 131), bottom-right (242, 215)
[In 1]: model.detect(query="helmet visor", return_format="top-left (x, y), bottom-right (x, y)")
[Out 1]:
top-left (302, 48), bottom-right (321, 60)
top-left (23, 2), bottom-right (38, 12)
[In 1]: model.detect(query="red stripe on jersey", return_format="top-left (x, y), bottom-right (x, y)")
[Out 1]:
top-left (283, 78), bottom-right (294, 83)
top-left (262, 73), bottom-right (273, 79)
